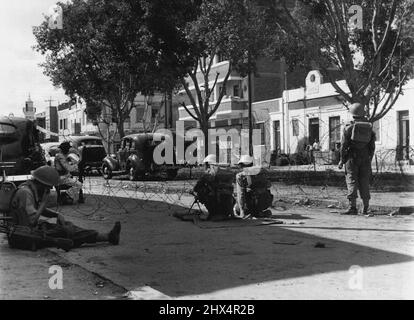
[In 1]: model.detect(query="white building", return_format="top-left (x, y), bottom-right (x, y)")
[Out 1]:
top-left (268, 70), bottom-right (414, 165)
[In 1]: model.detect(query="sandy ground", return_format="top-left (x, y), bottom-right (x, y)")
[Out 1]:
top-left (1, 178), bottom-right (414, 300)
top-left (0, 237), bottom-right (126, 299)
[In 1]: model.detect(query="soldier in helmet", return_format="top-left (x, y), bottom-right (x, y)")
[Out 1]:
top-left (338, 103), bottom-right (376, 215)
top-left (192, 154), bottom-right (234, 221)
top-left (54, 141), bottom-right (83, 205)
top-left (233, 155), bottom-right (274, 219)
top-left (9, 166), bottom-right (121, 249)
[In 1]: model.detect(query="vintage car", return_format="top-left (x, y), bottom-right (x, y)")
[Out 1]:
top-left (65, 136), bottom-right (107, 175)
top-left (102, 133), bottom-right (179, 181)
top-left (0, 116), bottom-right (46, 177)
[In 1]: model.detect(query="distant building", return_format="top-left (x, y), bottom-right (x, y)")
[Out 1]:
top-left (56, 93), bottom-right (168, 153)
top-left (175, 55), bottom-right (309, 164)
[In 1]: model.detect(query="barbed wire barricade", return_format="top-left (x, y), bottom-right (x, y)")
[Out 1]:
top-left (50, 148), bottom-right (414, 221)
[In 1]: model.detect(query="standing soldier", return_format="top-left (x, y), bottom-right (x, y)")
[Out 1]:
top-left (233, 155), bottom-right (274, 219)
top-left (339, 103), bottom-right (376, 215)
top-left (192, 154), bottom-right (234, 221)
top-left (54, 141), bottom-right (84, 205)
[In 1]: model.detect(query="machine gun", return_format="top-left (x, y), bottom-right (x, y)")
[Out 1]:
top-left (0, 217), bottom-right (73, 252)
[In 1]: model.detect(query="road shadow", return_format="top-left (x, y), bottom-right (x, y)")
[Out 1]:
top-left (23, 194), bottom-right (414, 298)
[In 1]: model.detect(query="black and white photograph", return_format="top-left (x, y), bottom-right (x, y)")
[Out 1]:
top-left (0, 0), bottom-right (413, 304)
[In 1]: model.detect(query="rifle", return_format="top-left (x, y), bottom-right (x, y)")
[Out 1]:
top-left (0, 217), bottom-right (73, 252)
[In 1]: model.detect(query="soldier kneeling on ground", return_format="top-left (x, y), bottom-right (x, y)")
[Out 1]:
top-left (8, 166), bottom-right (121, 251)
top-left (192, 154), bottom-right (234, 221)
top-left (233, 155), bottom-right (274, 219)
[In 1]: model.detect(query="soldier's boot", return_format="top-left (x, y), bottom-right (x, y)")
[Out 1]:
top-left (341, 199), bottom-right (358, 215)
top-left (95, 222), bottom-right (121, 245)
top-left (362, 199), bottom-right (370, 215)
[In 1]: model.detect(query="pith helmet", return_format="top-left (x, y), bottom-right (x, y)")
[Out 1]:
top-left (238, 155), bottom-right (254, 166)
top-left (31, 166), bottom-right (60, 187)
top-left (203, 154), bottom-right (217, 165)
top-left (349, 103), bottom-right (365, 117)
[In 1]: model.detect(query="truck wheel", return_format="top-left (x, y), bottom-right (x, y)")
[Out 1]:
top-left (102, 164), bottom-right (113, 180)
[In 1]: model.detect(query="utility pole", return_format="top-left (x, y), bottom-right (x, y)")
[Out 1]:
top-left (164, 92), bottom-right (168, 129)
top-left (248, 53), bottom-right (253, 157)
top-left (45, 96), bottom-right (55, 108)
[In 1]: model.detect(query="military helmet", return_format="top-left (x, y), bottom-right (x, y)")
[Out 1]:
top-left (203, 154), bottom-right (217, 165)
top-left (349, 103), bottom-right (366, 118)
top-left (31, 166), bottom-right (60, 187)
top-left (238, 155), bottom-right (254, 166)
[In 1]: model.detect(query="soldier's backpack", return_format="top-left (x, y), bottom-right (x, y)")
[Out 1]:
top-left (211, 166), bottom-right (234, 196)
top-left (208, 166), bottom-right (235, 218)
top-left (244, 167), bottom-right (273, 212)
top-left (351, 122), bottom-right (373, 144)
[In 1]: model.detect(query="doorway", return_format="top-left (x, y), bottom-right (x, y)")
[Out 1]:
top-left (397, 111), bottom-right (410, 161)
top-left (273, 120), bottom-right (281, 155)
top-left (309, 118), bottom-right (320, 145)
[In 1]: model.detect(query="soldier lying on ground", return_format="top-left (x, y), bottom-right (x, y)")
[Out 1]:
top-left (9, 166), bottom-right (121, 250)
top-left (192, 154), bottom-right (234, 221)
top-left (233, 155), bottom-right (274, 219)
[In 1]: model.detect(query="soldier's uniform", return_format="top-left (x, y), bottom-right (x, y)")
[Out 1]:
top-left (9, 180), bottom-right (99, 248)
top-left (234, 166), bottom-right (273, 218)
top-left (340, 118), bottom-right (376, 213)
top-left (193, 165), bottom-right (234, 221)
top-left (55, 150), bottom-right (82, 203)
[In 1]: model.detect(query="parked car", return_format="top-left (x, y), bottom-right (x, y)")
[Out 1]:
top-left (102, 133), bottom-right (180, 181)
top-left (0, 116), bottom-right (46, 176)
top-left (41, 142), bottom-right (60, 167)
top-left (65, 136), bottom-right (107, 175)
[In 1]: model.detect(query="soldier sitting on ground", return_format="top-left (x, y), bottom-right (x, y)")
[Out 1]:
top-left (233, 155), bottom-right (274, 219)
top-left (192, 154), bottom-right (234, 221)
top-left (9, 166), bottom-right (121, 250)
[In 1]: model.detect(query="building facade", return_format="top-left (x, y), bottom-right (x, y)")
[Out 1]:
top-left (176, 56), bottom-right (298, 164)
top-left (268, 71), bottom-right (414, 166)
top-left (56, 93), bottom-right (168, 153)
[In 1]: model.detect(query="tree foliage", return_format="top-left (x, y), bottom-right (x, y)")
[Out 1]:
top-left (179, 0), bottom-right (268, 155)
top-left (33, 0), bottom-right (199, 138)
top-left (263, 0), bottom-right (414, 121)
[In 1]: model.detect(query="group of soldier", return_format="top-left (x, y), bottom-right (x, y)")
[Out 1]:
top-left (3, 102), bottom-right (375, 251)
top-left (193, 102), bottom-right (376, 220)
top-left (193, 154), bottom-right (274, 221)
top-left (5, 141), bottom-right (121, 251)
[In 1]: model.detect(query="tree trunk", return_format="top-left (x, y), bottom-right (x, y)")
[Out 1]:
top-left (200, 120), bottom-right (209, 160)
top-left (117, 115), bottom-right (125, 139)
